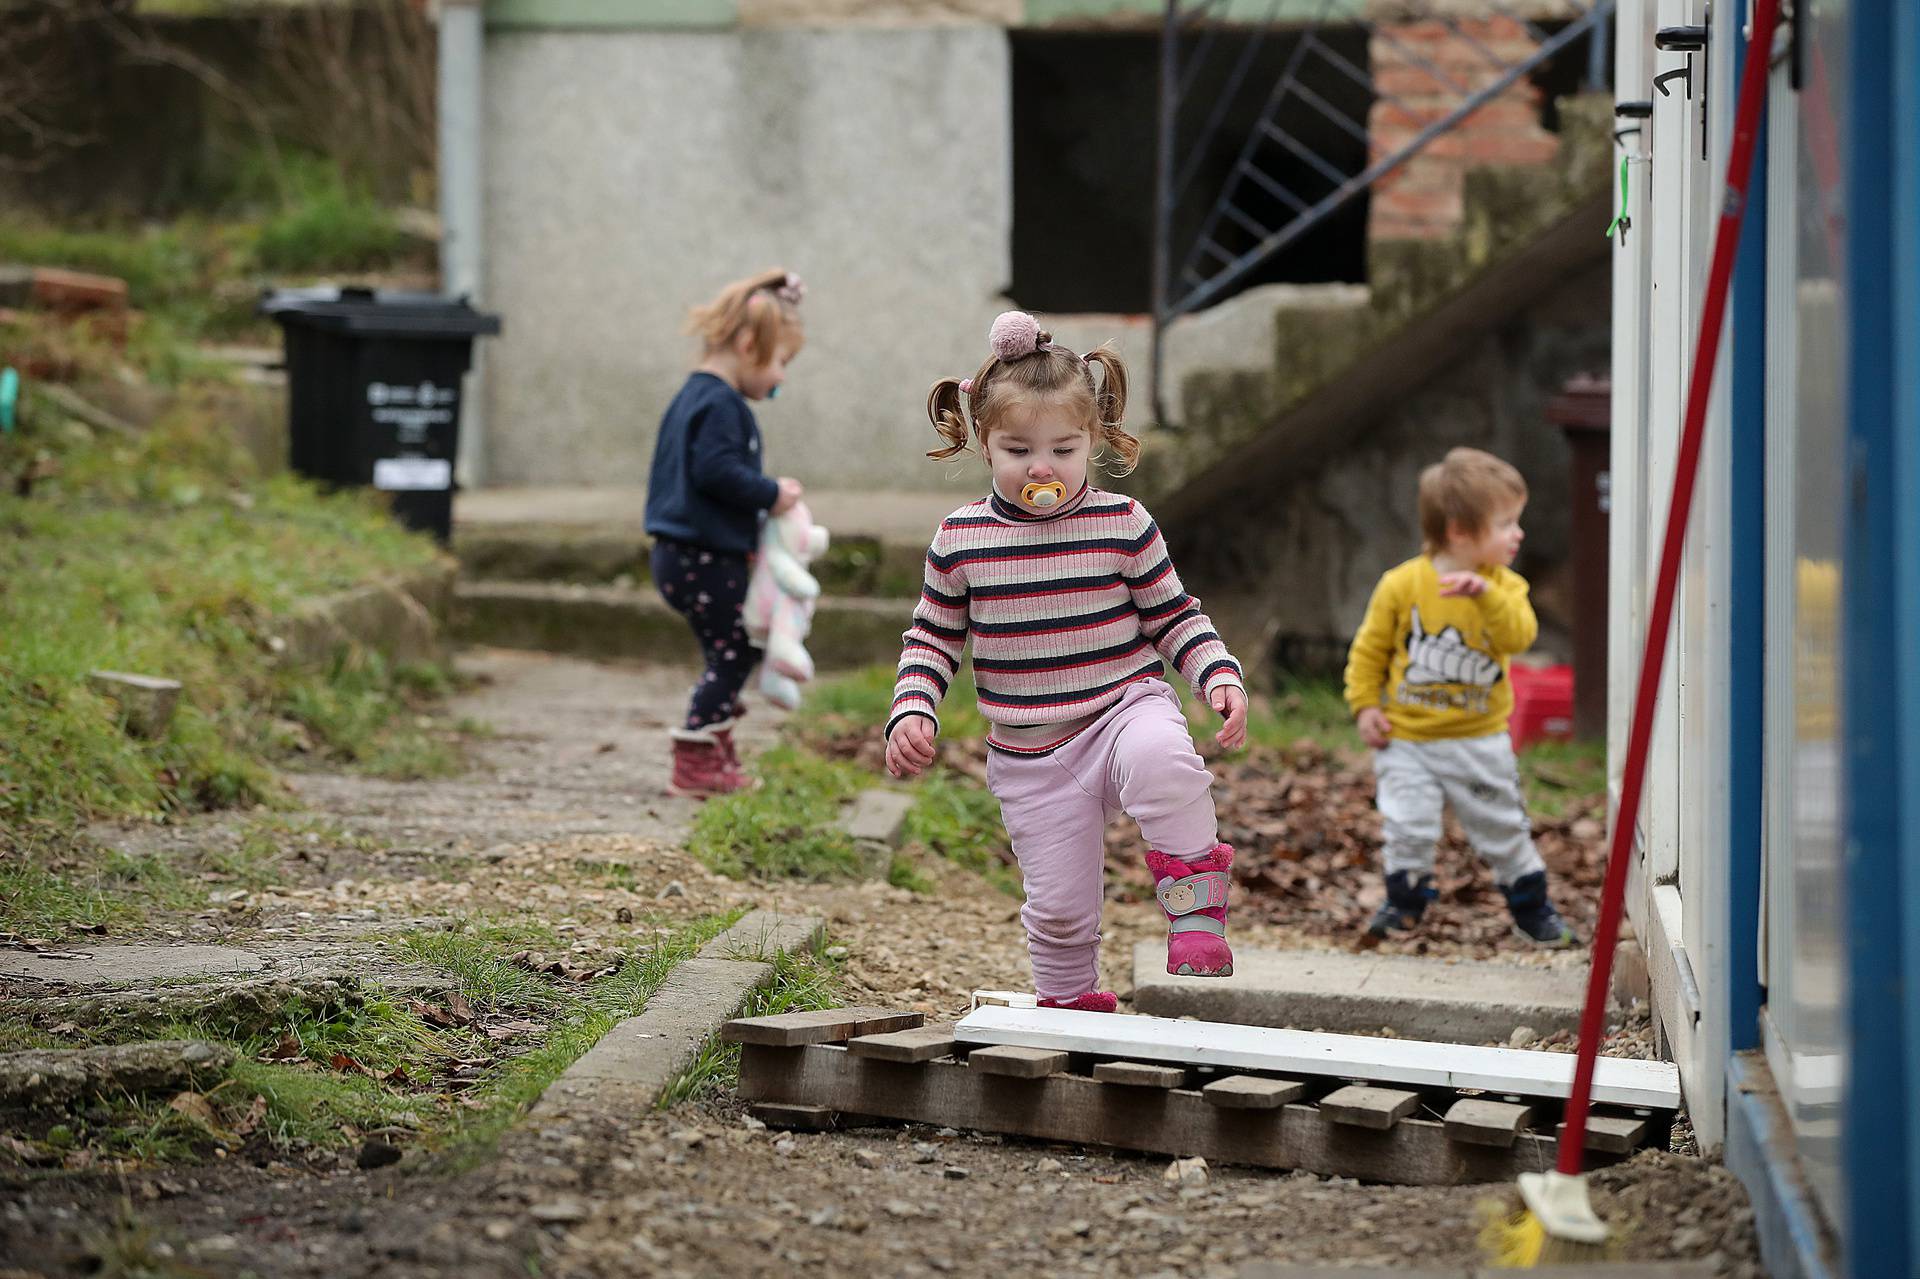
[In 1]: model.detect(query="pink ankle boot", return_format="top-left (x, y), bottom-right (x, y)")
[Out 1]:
top-left (1144, 844), bottom-right (1234, 977)
top-left (1037, 992), bottom-right (1119, 1013)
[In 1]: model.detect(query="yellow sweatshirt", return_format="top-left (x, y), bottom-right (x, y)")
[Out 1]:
top-left (1342, 556), bottom-right (1539, 742)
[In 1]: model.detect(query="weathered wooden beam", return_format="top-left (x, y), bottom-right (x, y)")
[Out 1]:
top-left (967, 1045), bottom-right (1068, 1079)
top-left (1092, 1060), bottom-right (1187, 1088)
top-left (722, 1007), bottom-right (923, 1047)
top-left (1442, 1098), bottom-right (1533, 1149)
top-left (846, 1026), bottom-right (957, 1064)
top-left (1320, 1085), bottom-right (1421, 1130)
top-left (1202, 1075), bottom-right (1307, 1109)
top-left (739, 1044), bottom-right (1564, 1185)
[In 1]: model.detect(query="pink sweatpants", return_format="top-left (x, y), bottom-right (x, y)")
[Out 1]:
top-left (985, 679), bottom-right (1220, 1001)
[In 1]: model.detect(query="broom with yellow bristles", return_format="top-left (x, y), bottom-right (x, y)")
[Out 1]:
top-left (1483, 0), bottom-right (1783, 1264)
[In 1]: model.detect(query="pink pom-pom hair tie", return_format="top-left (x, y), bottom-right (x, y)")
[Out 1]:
top-left (774, 273), bottom-right (806, 306)
top-left (988, 311), bottom-right (1042, 361)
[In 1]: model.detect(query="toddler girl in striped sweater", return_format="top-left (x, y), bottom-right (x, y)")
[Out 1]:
top-left (884, 311), bottom-right (1249, 1013)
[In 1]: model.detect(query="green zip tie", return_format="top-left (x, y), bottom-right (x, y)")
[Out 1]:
top-left (0, 367), bottom-right (17, 435)
top-left (1605, 156), bottom-right (1630, 239)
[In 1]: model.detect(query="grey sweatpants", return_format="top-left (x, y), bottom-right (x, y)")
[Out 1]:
top-left (1372, 733), bottom-right (1544, 886)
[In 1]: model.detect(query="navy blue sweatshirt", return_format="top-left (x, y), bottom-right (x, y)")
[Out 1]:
top-left (644, 372), bottom-right (780, 555)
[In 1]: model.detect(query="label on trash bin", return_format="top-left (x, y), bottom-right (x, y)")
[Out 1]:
top-left (373, 457), bottom-right (452, 492)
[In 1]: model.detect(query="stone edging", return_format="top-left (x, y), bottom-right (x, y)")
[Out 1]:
top-left (528, 911), bottom-right (824, 1119)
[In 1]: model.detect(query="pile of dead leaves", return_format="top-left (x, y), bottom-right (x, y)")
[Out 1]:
top-left (1105, 738), bottom-right (1608, 956)
top-left (796, 718), bottom-right (1607, 959)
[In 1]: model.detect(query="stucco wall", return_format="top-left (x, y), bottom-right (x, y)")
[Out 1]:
top-left (482, 26), bottom-right (1011, 492)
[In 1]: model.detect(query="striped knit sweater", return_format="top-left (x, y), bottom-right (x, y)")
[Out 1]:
top-left (887, 484), bottom-right (1244, 756)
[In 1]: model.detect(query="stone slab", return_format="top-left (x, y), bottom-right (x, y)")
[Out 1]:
top-left (0, 1040), bottom-right (234, 1107)
top-left (0, 945), bottom-right (265, 988)
top-left (1132, 942), bottom-right (1585, 1043)
top-left (696, 911), bottom-right (824, 962)
top-left (841, 790), bottom-right (915, 848)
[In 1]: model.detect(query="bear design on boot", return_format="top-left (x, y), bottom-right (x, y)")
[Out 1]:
top-left (742, 499), bottom-right (830, 710)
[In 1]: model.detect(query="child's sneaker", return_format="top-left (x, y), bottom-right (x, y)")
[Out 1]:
top-left (668, 729), bottom-right (750, 799)
top-left (1037, 992), bottom-right (1119, 1013)
top-left (1366, 870), bottom-right (1437, 939)
top-left (1501, 870), bottom-right (1577, 947)
top-left (1144, 844), bottom-right (1234, 977)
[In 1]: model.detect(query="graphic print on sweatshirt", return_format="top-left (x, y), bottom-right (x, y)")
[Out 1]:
top-left (1395, 605), bottom-right (1503, 715)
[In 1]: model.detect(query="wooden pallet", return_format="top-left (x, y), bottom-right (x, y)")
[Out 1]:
top-left (725, 1008), bottom-right (1674, 1186)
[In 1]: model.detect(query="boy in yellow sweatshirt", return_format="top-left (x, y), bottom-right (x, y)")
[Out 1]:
top-left (1343, 447), bottom-right (1575, 946)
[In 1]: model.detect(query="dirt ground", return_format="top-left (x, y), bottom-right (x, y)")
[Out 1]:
top-left (0, 650), bottom-right (1761, 1277)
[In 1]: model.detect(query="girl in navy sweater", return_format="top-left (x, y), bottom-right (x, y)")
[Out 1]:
top-left (645, 269), bottom-right (805, 797)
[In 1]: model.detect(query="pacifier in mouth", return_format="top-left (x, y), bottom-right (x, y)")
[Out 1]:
top-left (1021, 480), bottom-right (1067, 508)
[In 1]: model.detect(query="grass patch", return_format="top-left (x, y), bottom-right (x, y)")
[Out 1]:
top-left (395, 932), bottom-right (569, 1013)
top-left (790, 663), bottom-right (990, 744)
top-left (899, 767), bottom-right (1019, 897)
top-left (887, 854), bottom-right (937, 895)
top-left (656, 944), bottom-right (842, 1109)
top-left (1518, 738), bottom-right (1608, 816)
top-left (2, 913), bottom-right (749, 1170)
top-left (0, 387), bottom-right (444, 837)
top-left (0, 156), bottom-right (429, 343)
top-left (687, 746), bottom-right (869, 880)
top-left (0, 834), bottom-right (202, 939)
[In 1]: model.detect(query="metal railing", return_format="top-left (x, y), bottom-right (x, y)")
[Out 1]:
top-left (1151, 0), bottom-right (1616, 422)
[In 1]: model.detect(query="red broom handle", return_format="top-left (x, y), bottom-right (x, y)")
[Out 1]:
top-left (1556, 0), bottom-right (1782, 1177)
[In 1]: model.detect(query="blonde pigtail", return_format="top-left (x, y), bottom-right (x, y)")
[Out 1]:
top-left (685, 268), bottom-right (804, 361)
top-left (1084, 346), bottom-right (1141, 476)
top-left (926, 378), bottom-right (973, 461)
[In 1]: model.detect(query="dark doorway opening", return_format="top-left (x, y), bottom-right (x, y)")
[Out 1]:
top-left (1010, 26), bottom-right (1372, 316)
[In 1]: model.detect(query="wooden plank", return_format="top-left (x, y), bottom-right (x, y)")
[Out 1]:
top-left (846, 1026), bottom-right (957, 1064)
top-left (1442, 1098), bottom-right (1532, 1149)
top-left (967, 1045), bottom-right (1067, 1079)
top-left (954, 1004), bottom-right (1680, 1109)
top-left (722, 1006), bottom-right (923, 1047)
top-left (1091, 1060), bottom-right (1186, 1088)
top-left (1320, 1085), bottom-right (1420, 1130)
top-left (1202, 1075), bottom-right (1307, 1109)
top-left (739, 1044), bottom-right (1573, 1186)
top-left (750, 1102), bottom-right (837, 1131)
top-left (1555, 1112), bottom-right (1649, 1154)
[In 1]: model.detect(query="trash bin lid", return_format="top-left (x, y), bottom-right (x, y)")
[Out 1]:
top-left (259, 286), bottom-right (502, 339)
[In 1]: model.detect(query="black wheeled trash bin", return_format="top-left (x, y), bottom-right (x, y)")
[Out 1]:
top-left (261, 286), bottom-right (501, 543)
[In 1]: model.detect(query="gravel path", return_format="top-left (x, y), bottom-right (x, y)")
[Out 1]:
top-left (1, 650), bottom-right (1761, 1277)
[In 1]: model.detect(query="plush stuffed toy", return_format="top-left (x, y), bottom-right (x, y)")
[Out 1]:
top-left (742, 500), bottom-right (830, 709)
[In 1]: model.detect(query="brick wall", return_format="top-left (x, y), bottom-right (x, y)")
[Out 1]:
top-left (1367, 17), bottom-right (1561, 241)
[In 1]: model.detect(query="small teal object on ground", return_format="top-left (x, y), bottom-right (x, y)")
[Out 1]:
top-left (0, 366), bottom-right (17, 434)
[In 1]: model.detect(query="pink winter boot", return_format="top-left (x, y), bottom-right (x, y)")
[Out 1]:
top-left (1144, 844), bottom-right (1234, 977)
top-left (1037, 992), bottom-right (1119, 1013)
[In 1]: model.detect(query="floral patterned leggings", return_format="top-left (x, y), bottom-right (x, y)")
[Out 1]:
top-left (651, 538), bottom-right (759, 730)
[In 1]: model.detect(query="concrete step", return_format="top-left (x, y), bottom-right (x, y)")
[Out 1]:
top-left (452, 580), bottom-right (911, 668)
top-left (452, 522), bottom-right (925, 595)
top-left (1131, 942), bottom-right (1586, 1044)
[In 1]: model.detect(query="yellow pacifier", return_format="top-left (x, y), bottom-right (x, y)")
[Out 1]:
top-left (1021, 480), bottom-right (1067, 508)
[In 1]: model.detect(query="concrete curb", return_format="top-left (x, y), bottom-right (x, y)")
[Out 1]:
top-left (451, 581), bottom-right (909, 670)
top-left (529, 912), bottom-right (823, 1119)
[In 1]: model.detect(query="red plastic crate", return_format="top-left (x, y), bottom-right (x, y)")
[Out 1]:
top-left (1509, 662), bottom-right (1575, 750)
